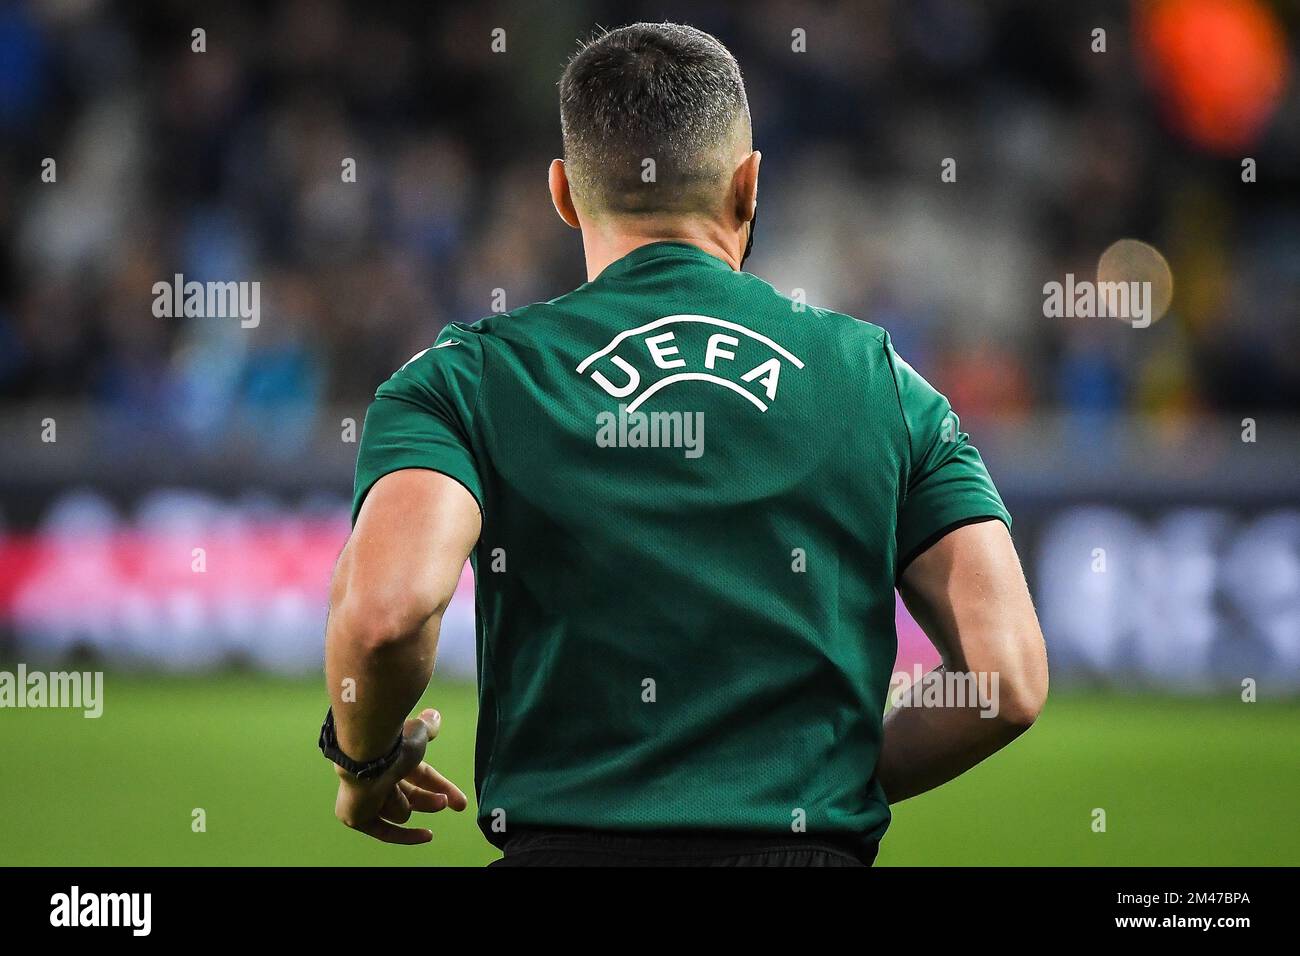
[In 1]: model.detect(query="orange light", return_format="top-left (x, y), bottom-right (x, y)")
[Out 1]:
top-left (1137, 0), bottom-right (1290, 153)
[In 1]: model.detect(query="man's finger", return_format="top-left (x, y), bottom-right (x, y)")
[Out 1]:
top-left (356, 818), bottom-right (432, 845)
top-left (386, 708), bottom-right (440, 779)
top-left (399, 779), bottom-right (450, 813)
top-left (404, 761), bottom-right (470, 811)
top-left (404, 708), bottom-right (440, 743)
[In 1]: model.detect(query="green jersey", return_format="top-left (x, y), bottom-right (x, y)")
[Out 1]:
top-left (353, 241), bottom-right (1009, 855)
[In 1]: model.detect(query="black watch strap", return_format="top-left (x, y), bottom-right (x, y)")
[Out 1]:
top-left (318, 707), bottom-right (404, 780)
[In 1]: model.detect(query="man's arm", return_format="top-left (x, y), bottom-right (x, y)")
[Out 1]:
top-left (324, 468), bottom-right (480, 842)
top-left (877, 519), bottom-right (1048, 804)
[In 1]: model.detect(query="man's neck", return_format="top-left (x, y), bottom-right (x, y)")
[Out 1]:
top-left (579, 217), bottom-right (741, 281)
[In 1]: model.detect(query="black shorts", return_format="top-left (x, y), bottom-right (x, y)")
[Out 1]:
top-left (489, 828), bottom-right (876, 867)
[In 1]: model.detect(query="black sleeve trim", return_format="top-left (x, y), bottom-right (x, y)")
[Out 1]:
top-left (352, 465), bottom-right (484, 528)
top-left (895, 514), bottom-right (1005, 583)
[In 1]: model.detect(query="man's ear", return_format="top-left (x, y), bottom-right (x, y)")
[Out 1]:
top-left (732, 150), bottom-right (761, 226)
top-left (549, 159), bottom-right (582, 230)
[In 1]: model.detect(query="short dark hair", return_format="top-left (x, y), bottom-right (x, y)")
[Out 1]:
top-left (559, 22), bottom-right (750, 215)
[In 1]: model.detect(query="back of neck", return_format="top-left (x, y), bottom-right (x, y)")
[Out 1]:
top-left (581, 220), bottom-right (740, 280)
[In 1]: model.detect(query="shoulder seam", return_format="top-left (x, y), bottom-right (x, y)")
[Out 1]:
top-left (880, 332), bottom-right (915, 496)
top-left (463, 330), bottom-right (486, 450)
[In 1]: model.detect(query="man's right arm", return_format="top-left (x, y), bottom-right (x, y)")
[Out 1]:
top-left (877, 518), bottom-right (1048, 803)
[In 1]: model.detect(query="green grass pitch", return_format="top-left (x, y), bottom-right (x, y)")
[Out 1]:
top-left (1, 674), bottom-right (1294, 866)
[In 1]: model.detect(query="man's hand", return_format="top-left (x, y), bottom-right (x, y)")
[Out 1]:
top-left (333, 708), bottom-right (470, 845)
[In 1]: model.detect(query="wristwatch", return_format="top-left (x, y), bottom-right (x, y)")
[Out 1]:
top-left (318, 707), bottom-right (404, 780)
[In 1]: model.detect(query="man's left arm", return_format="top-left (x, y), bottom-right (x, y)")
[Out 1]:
top-left (324, 467), bottom-right (481, 843)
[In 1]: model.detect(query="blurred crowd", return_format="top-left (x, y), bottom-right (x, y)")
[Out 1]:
top-left (1, 0), bottom-right (1298, 458)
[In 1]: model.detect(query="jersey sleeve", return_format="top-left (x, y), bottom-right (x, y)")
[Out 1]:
top-left (351, 326), bottom-right (484, 525)
top-left (886, 336), bottom-right (1011, 574)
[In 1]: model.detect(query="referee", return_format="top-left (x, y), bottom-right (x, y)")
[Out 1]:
top-left (320, 22), bottom-right (1048, 867)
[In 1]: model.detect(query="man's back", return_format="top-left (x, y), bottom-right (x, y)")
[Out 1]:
top-left (353, 241), bottom-right (1010, 856)
top-left (325, 22), bottom-right (1042, 866)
